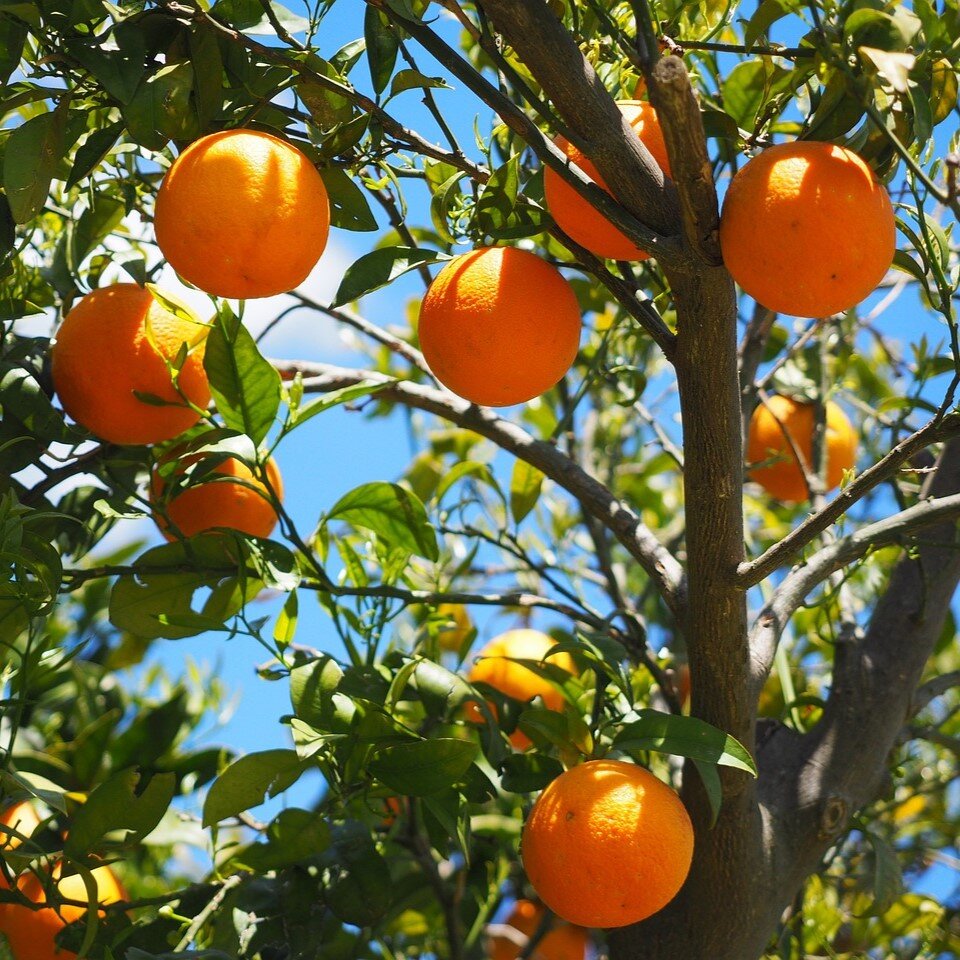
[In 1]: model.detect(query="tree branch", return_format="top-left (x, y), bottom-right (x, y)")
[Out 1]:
top-left (749, 489), bottom-right (960, 692)
top-left (467, 0), bottom-right (683, 251)
top-left (738, 412), bottom-right (960, 586)
top-left (647, 55), bottom-right (723, 264)
top-left (752, 437), bottom-right (960, 950)
top-left (274, 360), bottom-right (684, 612)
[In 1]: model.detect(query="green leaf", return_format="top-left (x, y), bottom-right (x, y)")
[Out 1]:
top-left (109, 536), bottom-right (260, 641)
top-left (70, 196), bottom-right (125, 269)
top-left (693, 758), bottom-right (723, 827)
top-left (327, 481), bottom-right (438, 560)
top-left (289, 655), bottom-right (346, 730)
top-left (3, 101), bottom-right (69, 223)
top-left (721, 59), bottom-right (793, 132)
top-left (65, 121), bottom-right (124, 189)
top-left (891, 248), bottom-right (927, 283)
top-left (499, 753), bottom-right (564, 793)
top-left (234, 808), bottom-right (332, 871)
top-left (0, 363), bottom-right (63, 437)
top-left (124, 62), bottom-right (200, 147)
top-left (273, 589), bottom-right (298, 648)
top-left (613, 710), bottom-right (758, 775)
top-left (412, 659), bottom-right (475, 714)
top-left (203, 749), bottom-right (304, 826)
top-left (320, 826), bottom-right (392, 925)
top-left (65, 769), bottom-right (175, 856)
top-left (0, 13), bottom-right (27, 85)
top-left (211, 0), bottom-right (308, 35)
top-left (369, 738), bottom-right (478, 796)
top-left (509, 459), bottom-right (544, 524)
top-left (744, 0), bottom-right (800, 50)
top-left (526, 705), bottom-right (593, 752)
top-left (320, 167), bottom-right (378, 232)
top-left (859, 829), bottom-right (905, 917)
top-left (204, 303), bottom-right (281, 446)
top-left (332, 246), bottom-right (449, 307)
top-left (805, 69), bottom-right (866, 140)
top-left (843, 8), bottom-right (912, 52)
top-left (365, 5), bottom-right (398, 95)
top-left (388, 68), bottom-right (450, 98)
top-left (931, 58), bottom-right (958, 125)
top-left (291, 380), bottom-right (390, 427)
top-left (65, 23), bottom-right (146, 103)
top-left (0, 4), bottom-right (40, 28)
top-left (189, 23), bottom-right (225, 129)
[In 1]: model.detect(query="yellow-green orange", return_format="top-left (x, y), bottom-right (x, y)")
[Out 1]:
top-left (436, 603), bottom-right (472, 652)
top-left (418, 247), bottom-right (581, 407)
top-left (51, 284), bottom-right (210, 445)
top-left (155, 129), bottom-right (330, 299)
top-left (522, 759), bottom-right (693, 928)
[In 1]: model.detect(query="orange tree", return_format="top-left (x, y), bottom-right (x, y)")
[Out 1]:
top-left (1, 1), bottom-right (959, 958)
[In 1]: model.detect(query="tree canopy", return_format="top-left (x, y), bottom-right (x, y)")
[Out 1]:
top-left (1, 1), bottom-right (959, 959)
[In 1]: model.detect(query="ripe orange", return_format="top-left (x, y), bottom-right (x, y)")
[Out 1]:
top-left (436, 603), bottom-right (472, 653)
top-left (747, 395), bottom-right (857, 503)
top-left (466, 629), bottom-right (576, 750)
top-left (0, 801), bottom-right (42, 852)
top-left (543, 100), bottom-right (672, 261)
top-left (51, 284), bottom-right (210, 445)
top-left (0, 862), bottom-right (125, 960)
top-left (418, 247), bottom-right (581, 407)
top-left (719, 141), bottom-right (895, 317)
top-left (154, 129), bottom-right (330, 299)
top-left (489, 899), bottom-right (588, 960)
top-left (521, 759), bottom-right (693, 928)
top-left (151, 452), bottom-right (283, 540)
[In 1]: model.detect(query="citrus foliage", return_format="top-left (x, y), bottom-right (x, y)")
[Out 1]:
top-left (0, 1), bottom-right (959, 959)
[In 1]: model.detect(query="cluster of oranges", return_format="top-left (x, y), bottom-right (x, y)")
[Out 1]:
top-left (436, 622), bottom-right (694, 931)
top-left (48, 104), bottom-right (887, 517)
top-left (49, 130), bottom-right (325, 540)
top-left (0, 802), bottom-right (125, 960)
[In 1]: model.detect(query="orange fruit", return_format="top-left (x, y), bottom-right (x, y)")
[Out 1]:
top-left (151, 452), bottom-right (283, 540)
top-left (155, 129), bottom-right (330, 299)
top-left (543, 100), bottom-right (672, 261)
top-left (0, 801), bottom-right (42, 852)
top-left (0, 862), bottom-right (125, 960)
top-left (51, 284), bottom-right (210, 445)
top-left (466, 629), bottom-right (576, 750)
top-left (747, 395), bottom-right (857, 503)
top-left (489, 899), bottom-right (588, 960)
top-left (436, 603), bottom-right (472, 653)
top-left (418, 247), bottom-right (581, 407)
top-left (719, 141), bottom-right (895, 317)
top-left (521, 759), bottom-right (693, 928)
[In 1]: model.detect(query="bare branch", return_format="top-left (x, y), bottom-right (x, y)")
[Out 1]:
top-left (739, 412), bottom-right (960, 586)
top-left (285, 293), bottom-right (433, 376)
top-left (912, 670), bottom-right (960, 715)
top-left (467, 0), bottom-right (683, 250)
top-left (274, 360), bottom-right (685, 612)
top-left (647, 55), bottom-right (723, 264)
top-left (750, 489), bottom-right (960, 692)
